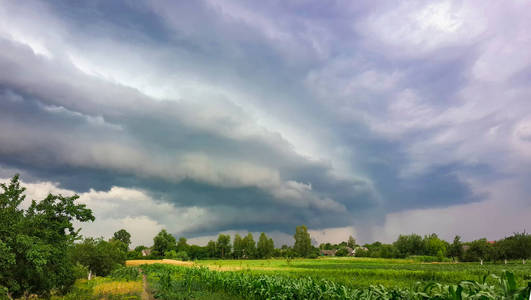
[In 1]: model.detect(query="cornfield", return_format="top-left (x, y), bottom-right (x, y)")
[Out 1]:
top-left (142, 264), bottom-right (531, 300)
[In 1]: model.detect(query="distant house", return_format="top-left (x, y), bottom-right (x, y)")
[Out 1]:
top-left (320, 249), bottom-right (337, 256)
top-left (141, 249), bottom-right (152, 257)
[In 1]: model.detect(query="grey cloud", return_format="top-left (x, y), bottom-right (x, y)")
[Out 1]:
top-left (0, 0), bottom-right (530, 243)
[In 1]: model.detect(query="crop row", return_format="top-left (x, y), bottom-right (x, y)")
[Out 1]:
top-left (142, 264), bottom-right (531, 300)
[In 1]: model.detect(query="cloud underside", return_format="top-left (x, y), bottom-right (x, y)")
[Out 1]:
top-left (0, 0), bottom-right (530, 245)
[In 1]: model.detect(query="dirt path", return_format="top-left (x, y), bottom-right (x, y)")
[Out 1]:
top-left (141, 272), bottom-right (154, 300)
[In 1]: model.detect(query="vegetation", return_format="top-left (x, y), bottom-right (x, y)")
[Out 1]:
top-left (71, 237), bottom-right (127, 277)
top-left (50, 276), bottom-right (142, 300)
top-left (1, 174), bottom-right (530, 299)
top-left (142, 263), bottom-right (531, 300)
top-left (196, 257), bottom-right (531, 289)
top-left (0, 175), bottom-right (94, 298)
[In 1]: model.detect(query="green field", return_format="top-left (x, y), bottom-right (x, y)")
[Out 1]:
top-left (141, 258), bottom-right (531, 299)
top-left (195, 257), bottom-right (531, 288)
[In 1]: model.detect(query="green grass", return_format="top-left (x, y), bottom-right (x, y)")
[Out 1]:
top-left (51, 277), bottom-right (142, 300)
top-left (196, 257), bottom-right (531, 288)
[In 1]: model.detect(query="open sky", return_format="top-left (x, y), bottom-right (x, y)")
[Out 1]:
top-left (1, 0), bottom-right (530, 247)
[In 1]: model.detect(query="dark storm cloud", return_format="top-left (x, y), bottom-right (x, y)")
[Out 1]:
top-left (0, 0), bottom-right (530, 244)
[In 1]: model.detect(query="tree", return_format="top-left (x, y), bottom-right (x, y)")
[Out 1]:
top-left (347, 236), bottom-right (357, 249)
top-left (153, 229), bottom-right (176, 257)
top-left (504, 232), bottom-right (531, 263)
top-left (188, 245), bottom-right (208, 260)
top-left (112, 229), bottom-right (131, 250)
top-left (447, 236), bottom-right (463, 261)
top-left (217, 234), bottom-right (231, 258)
top-left (393, 234), bottom-right (424, 258)
top-left (0, 175), bottom-right (95, 298)
top-left (463, 239), bottom-right (491, 264)
top-left (423, 233), bottom-right (447, 259)
top-left (71, 238), bottom-right (126, 278)
top-left (257, 232), bottom-right (274, 259)
top-left (233, 234), bottom-right (244, 258)
top-left (293, 225), bottom-right (312, 257)
top-left (242, 233), bottom-right (256, 258)
top-left (177, 237), bottom-right (189, 253)
top-left (206, 240), bottom-right (217, 258)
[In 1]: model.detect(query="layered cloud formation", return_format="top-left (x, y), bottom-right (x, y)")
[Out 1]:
top-left (0, 0), bottom-right (530, 246)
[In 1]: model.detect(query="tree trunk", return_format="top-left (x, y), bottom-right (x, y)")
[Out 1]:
top-left (523, 259), bottom-right (526, 264)
top-left (88, 270), bottom-right (93, 280)
top-left (480, 259), bottom-right (483, 265)
top-left (504, 259), bottom-right (507, 264)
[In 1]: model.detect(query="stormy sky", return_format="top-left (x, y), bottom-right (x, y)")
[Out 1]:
top-left (0, 0), bottom-right (530, 247)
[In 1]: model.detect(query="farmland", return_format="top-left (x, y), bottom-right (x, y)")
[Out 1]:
top-left (192, 257), bottom-right (531, 288)
top-left (140, 258), bottom-right (531, 299)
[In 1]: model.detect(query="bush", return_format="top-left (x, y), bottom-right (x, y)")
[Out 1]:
top-left (72, 263), bottom-right (89, 280)
top-left (409, 255), bottom-right (452, 262)
top-left (175, 251), bottom-right (189, 261)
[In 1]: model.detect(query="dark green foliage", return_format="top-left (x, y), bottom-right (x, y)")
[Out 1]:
top-left (347, 236), bottom-right (357, 249)
top-left (448, 236), bottom-right (464, 261)
top-left (112, 229), bottom-right (131, 251)
top-left (294, 225), bottom-right (312, 257)
top-left (71, 237), bottom-right (126, 276)
top-left (0, 175), bottom-right (94, 298)
top-left (463, 239), bottom-right (491, 262)
top-left (257, 232), bottom-right (274, 259)
top-left (393, 234), bottom-right (425, 258)
top-left (207, 240), bottom-right (217, 258)
top-left (217, 234), bottom-right (231, 258)
top-left (176, 237), bottom-right (189, 253)
top-left (189, 245), bottom-right (209, 260)
top-left (242, 233), bottom-right (256, 259)
top-left (233, 234), bottom-right (244, 259)
top-left (153, 229), bottom-right (177, 257)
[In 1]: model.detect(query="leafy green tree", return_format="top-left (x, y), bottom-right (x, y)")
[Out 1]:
top-left (233, 234), bottom-right (244, 258)
top-left (463, 238), bottom-right (491, 264)
top-left (379, 244), bottom-right (399, 258)
top-left (257, 232), bottom-right (274, 259)
top-left (188, 245), bottom-right (208, 260)
top-left (153, 229), bottom-right (176, 257)
top-left (242, 233), bottom-right (256, 258)
top-left (112, 229), bottom-right (131, 249)
top-left (0, 175), bottom-right (94, 298)
top-left (207, 240), bottom-right (217, 258)
top-left (293, 225), bottom-right (312, 257)
top-left (177, 237), bottom-right (189, 253)
top-left (347, 236), bottom-right (357, 249)
top-left (71, 237), bottom-right (126, 278)
top-left (134, 245), bottom-right (148, 252)
top-left (423, 233), bottom-right (447, 258)
top-left (447, 235), bottom-right (464, 261)
top-left (504, 232), bottom-right (531, 263)
top-left (393, 234), bottom-right (424, 258)
top-left (217, 234), bottom-right (231, 258)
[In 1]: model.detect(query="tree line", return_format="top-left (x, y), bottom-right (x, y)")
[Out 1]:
top-left (128, 225), bottom-right (314, 260)
top-left (1, 175), bottom-right (530, 298)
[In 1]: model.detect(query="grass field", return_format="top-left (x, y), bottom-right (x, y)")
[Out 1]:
top-left (193, 257), bottom-right (531, 288)
top-left (51, 277), bottom-right (143, 300)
